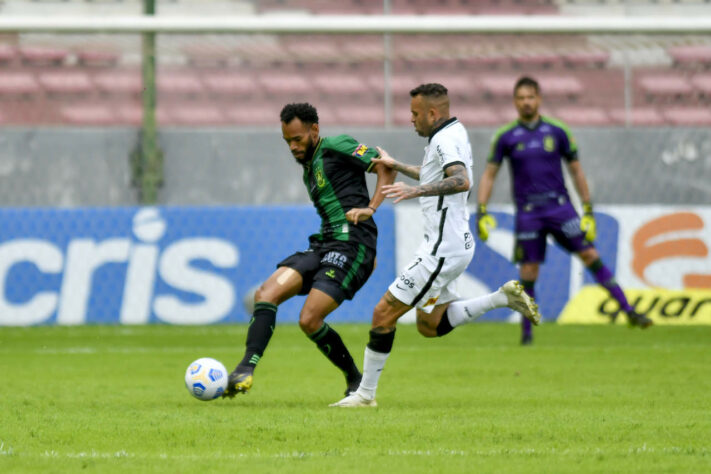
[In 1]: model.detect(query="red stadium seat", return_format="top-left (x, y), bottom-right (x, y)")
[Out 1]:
top-left (454, 106), bottom-right (505, 126)
top-left (480, 74), bottom-right (519, 98)
top-left (340, 36), bottom-right (385, 62)
top-left (157, 71), bottom-right (204, 96)
top-left (690, 73), bottom-right (711, 95)
top-left (283, 36), bottom-right (342, 63)
top-left (393, 105), bottom-right (413, 126)
top-left (59, 104), bottom-right (115, 125)
top-left (638, 74), bottom-right (693, 97)
top-left (662, 107), bottom-right (711, 126)
top-left (313, 71), bottom-right (371, 95)
top-left (117, 104), bottom-right (172, 126)
top-left (418, 72), bottom-right (478, 99)
top-left (668, 45), bottom-right (711, 68)
top-left (225, 102), bottom-right (282, 125)
top-left (553, 106), bottom-right (610, 126)
top-left (259, 71), bottom-right (312, 95)
top-left (538, 75), bottom-right (583, 97)
top-left (562, 51), bottom-right (609, 69)
top-left (19, 46), bottom-right (69, 66)
top-left (76, 49), bottom-right (119, 68)
top-left (333, 103), bottom-right (384, 126)
top-left (94, 70), bottom-right (142, 95)
top-left (0, 72), bottom-right (41, 96)
top-left (202, 70), bottom-right (259, 96)
top-left (0, 44), bottom-right (16, 65)
top-left (367, 73), bottom-right (418, 96)
top-left (511, 53), bottom-right (563, 70)
top-left (170, 105), bottom-right (224, 125)
top-left (38, 70), bottom-right (94, 95)
top-left (608, 107), bottom-right (665, 126)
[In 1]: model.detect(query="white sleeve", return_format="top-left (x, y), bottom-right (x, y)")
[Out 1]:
top-left (432, 135), bottom-right (464, 170)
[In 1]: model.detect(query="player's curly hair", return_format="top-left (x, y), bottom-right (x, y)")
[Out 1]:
top-left (280, 103), bottom-right (319, 124)
top-left (514, 76), bottom-right (540, 95)
top-left (410, 83), bottom-right (448, 98)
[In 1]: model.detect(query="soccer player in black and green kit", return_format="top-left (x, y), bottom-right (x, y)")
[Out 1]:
top-left (223, 103), bottom-right (396, 398)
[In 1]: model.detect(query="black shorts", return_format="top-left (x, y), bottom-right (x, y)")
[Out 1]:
top-left (277, 240), bottom-right (376, 305)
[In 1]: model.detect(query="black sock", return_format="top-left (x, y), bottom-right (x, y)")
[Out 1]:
top-left (237, 302), bottom-right (277, 371)
top-left (309, 323), bottom-right (361, 383)
top-left (367, 328), bottom-right (396, 353)
top-left (436, 311), bottom-right (454, 337)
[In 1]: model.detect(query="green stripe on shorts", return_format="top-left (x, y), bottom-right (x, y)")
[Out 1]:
top-left (341, 244), bottom-right (366, 290)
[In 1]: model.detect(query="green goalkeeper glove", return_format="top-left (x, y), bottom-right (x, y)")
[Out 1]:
top-left (476, 204), bottom-right (497, 242)
top-left (580, 202), bottom-right (597, 242)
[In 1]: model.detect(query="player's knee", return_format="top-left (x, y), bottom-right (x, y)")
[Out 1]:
top-left (254, 283), bottom-right (280, 304)
top-left (579, 247), bottom-right (599, 265)
top-left (298, 311), bottom-right (321, 334)
top-left (415, 313), bottom-right (438, 338)
top-left (416, 320), bottom-right (437, 338)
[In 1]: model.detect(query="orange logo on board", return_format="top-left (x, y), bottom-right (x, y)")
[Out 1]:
top-left (632, 212), bottom-right (711, 288)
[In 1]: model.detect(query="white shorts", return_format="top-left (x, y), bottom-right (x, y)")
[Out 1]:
top-left (388, 251), bottom-right (473, 313)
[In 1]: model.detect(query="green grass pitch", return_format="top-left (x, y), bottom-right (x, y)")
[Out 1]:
top-left (1, 323), bottom-right (709, 473)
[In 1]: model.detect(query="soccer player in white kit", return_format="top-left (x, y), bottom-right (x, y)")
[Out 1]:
top-left (331, 83), bottom-right (541, 408)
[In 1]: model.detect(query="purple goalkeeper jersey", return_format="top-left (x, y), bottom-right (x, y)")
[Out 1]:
top-left (488, 116), bottom-right (578, 209)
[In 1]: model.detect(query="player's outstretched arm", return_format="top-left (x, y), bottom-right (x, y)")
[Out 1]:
top-left (382, 163), bottom-right (470, 204)
top-left (373, 146), bottom-right (421, 180)
top-left (345, 158), bottom-right (397, 225)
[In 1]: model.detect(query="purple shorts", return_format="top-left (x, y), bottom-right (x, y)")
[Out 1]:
top-left (514, 202), bottom-right (593, 263)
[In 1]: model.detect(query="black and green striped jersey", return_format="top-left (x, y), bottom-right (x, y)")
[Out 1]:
top-left (302, 134), bottom-right (379, 250)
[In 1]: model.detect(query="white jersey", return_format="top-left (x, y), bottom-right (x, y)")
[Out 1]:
top-left (416, 117), bottom-right (475, 257)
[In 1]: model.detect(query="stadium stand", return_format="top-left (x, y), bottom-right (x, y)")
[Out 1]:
top-left (0, 0), bottom-right (709, 126)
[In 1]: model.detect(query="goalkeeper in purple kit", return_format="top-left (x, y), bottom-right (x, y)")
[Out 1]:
top-left (477, 76), bottom-right (652, 345)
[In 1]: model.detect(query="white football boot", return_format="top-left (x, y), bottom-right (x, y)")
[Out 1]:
top-left (502, 280), bottom-right (541, 326)
top-left (329, 392), bottom-right (378, 408)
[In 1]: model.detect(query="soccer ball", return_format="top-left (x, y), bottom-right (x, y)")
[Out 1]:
top-left (184, 357), bottom-right (228, 401)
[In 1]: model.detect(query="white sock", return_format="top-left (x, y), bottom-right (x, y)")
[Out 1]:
top-left (356, 346), bottom-right (389, 400)
top-left (446, 289), bottom-right (509, 327)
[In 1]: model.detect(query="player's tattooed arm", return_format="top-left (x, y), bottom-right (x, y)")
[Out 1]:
top-left (418, 163), bottom-right (470, 196)
top-left (373, 146), bottom-right (420, 180)
top-left (382, 163), bottom-right (470, 203)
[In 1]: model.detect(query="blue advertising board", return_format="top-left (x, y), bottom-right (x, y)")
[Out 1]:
top-left (0, 205), bottom-right (395, 326)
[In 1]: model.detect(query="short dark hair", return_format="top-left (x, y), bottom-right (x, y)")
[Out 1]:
top-left (280, 103), bottom-right (319, 124)
top-left (410, 83), bottom-right (448, 98)
top-left (514, 76), bottom-right (540, 95)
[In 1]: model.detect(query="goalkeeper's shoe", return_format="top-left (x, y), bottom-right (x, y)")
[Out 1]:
top-left (345, 373), bottom-right (363, 397)
top-left (626, 311), bottom-right (653, 329)
top-left (329, 392), bottom-right (377, 408)
top-left (502, 280), bottom-right (541, 326)
top-left (223, 368), bottom-right (253, 398)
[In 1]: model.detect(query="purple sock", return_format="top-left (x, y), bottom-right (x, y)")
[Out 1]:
top-left (588, 259), bottom-right (633, 313)
top-left (520, 280), bottom-right (535, 337)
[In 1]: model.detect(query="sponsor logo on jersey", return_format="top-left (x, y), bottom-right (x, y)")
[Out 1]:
top-left (516, 142), bottom-right (526, 151)
top-left (316, 169), bottom-right (326, 188)
top-left (543, 135), bottom-right (555, 152)
top-left (325, 269), bottom-right (336, 279)
top-left (353, 144), bottom-right (368, 157)
top-left (424, 296), bottom-right (439, 307)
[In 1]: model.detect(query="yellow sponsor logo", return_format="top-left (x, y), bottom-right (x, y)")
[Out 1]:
top-left (559, 286), bottom-right (711, 325)
top-left (543, 135), bottom-right (555, 152)
top-left (316, 169), bottom-right (326, 188)
top-left (353, 144), bottom-right (368, 157)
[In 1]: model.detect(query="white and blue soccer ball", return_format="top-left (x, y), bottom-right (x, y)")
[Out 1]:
top-left (184, 357), bottom-right (228, 401)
